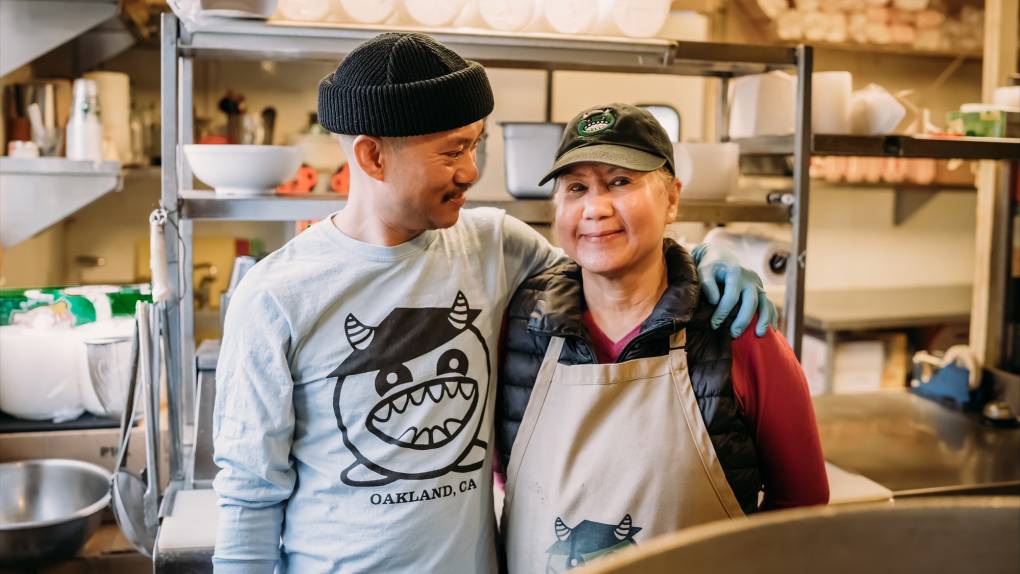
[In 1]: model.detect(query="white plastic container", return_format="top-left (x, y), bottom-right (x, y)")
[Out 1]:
top-left (501, 122), bottom-right (565, 198)
top-left (673, 142), bottom-right (739, 200)
top-left (65, 79), bottom-right (103, 162)
top-left (812, 71), bottom-right (853, 134)
top-left (728, 71), bottom-right (796, 139)
top-left (850, 83), bottom-right (906, 135)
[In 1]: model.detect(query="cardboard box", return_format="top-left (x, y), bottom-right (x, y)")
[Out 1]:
top-left (0, 423), bottom-right (170, 486)
top-left (0, 524), bottom-right (154, 574)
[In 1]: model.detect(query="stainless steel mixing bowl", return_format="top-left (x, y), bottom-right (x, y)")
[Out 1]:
top-left (0, 459), bottom-right (112, 568)
top-left (577, 497), bottom-right (1020, 574)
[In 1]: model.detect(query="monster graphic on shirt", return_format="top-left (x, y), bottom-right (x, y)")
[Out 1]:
top-left (331, 291), bottom-right (490, 487)
top-left (546, 514), bottom-right (642, 573)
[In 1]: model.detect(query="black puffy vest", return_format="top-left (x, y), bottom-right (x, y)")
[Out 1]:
top-left (496, 240), bottom-right (763, 514)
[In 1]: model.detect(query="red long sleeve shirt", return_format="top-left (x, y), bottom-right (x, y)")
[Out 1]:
top-left (582, 310), bottom-right (830, 510)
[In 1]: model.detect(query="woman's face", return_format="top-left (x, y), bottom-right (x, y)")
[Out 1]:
top-left (553, 162), bottom-right (680, 279)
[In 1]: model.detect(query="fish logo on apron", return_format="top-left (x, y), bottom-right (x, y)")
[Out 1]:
top-left (546, 514), bottom-right (642, 573)
top-left (330, 291), bottom-right (490, 487)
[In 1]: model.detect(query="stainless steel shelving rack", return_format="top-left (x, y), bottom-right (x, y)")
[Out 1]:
top-left (158, 13), bottom-right (1020, 492)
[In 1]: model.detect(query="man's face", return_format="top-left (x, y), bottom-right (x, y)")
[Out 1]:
top-left (379, 120), bottom-right (486, 231)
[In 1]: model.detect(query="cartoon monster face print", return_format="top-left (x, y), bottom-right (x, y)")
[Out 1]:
top-left (577, 108), bottom-right (615, 136)
top-left (546, 514), bottom-right (642, 573)
top-left (331, 291), bottom-right (490, 487)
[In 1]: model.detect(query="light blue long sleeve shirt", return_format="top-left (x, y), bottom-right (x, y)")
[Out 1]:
top-left (213, 208), bottom-right (563, 573)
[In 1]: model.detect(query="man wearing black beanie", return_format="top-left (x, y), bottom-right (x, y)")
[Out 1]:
top-left (212, 32), bottom-right (775, 574)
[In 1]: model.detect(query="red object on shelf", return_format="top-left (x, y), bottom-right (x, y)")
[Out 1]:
top-left (197, 135), bottom-right (230, 145)
top-left (331, 163), bottom-right (350, 196)
top-left (277, 164), bottom-right (318, 195)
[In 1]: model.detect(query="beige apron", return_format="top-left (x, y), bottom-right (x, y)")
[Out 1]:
top-left (503, 330), bottom-right (744, 574)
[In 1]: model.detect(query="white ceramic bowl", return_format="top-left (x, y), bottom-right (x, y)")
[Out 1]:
top-left (184, 144), bottom-right (301, 196)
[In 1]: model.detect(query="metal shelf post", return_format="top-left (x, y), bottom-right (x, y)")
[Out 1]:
top-left (786, 45), bottom-right (812, 358)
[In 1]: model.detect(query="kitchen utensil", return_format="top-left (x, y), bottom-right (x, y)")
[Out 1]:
top-left (184, 144), bottom-right (302, 195)
top-left (673, 142), bottom-right (739, 200)
top-left (28, 102), bottom-right (61, 156)
top-left (65, 79), bottom-right (103, 162)
top-left (0, 459), bottom-right (111, 568)
top-left (218, 90), bottom-right (246, 143)
top-left (500, 122), bottom-right (565, 198)
top-left (84, 334), bottom-right (137, 420)
top-left (150, 209), bottom-right (171, 303)
top-left (260, 106), bottom-right (276, 145)
top-left (109, 303), bottom-right (158, 556)
top-left (83, 71), bottom-right (131, 163)
top-left (4, 80), bottom-right (70, 153)
top-left (728, 71), bottom-right (796, 139)
top-left (812, 71), bottom-right (853, 134)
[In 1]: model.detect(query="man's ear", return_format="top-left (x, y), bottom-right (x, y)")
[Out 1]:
top-left (352, 135), bottom-right (386, 182)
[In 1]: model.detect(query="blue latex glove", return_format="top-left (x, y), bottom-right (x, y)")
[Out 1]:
top-left (691, 242), bottom-right (778, 338)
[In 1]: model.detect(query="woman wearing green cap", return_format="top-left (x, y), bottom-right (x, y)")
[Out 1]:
top-left (496, 103), bottom-right (829, 573)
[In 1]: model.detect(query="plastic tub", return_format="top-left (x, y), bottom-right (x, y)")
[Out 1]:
top-left (501, 122), bottom-right (565, 199)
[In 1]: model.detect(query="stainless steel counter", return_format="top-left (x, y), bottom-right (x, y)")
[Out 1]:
top-left (813, 391), bottom-right (1020, 497)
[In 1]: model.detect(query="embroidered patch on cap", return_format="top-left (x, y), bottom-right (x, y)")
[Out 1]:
top-left (577, 109), bottom-right (615, 136)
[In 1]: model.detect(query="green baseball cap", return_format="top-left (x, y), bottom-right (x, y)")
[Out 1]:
top-left (538, 103), bottom-right (675, 186)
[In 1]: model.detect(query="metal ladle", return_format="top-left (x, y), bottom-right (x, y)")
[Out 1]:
top-left (109, 302), bottom-right (160, 556)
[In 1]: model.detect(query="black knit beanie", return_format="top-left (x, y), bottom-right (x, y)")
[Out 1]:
top-left (318, 32), bottom-right (494, 137)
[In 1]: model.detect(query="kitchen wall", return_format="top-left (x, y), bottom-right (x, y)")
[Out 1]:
top-left (0, 9), bottom-right (981, 294)
top-left (720, 5), bottom-right (982, 290)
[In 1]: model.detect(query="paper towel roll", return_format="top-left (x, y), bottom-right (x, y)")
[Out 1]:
top-left (479, 0), bottom-right (535, 31)
top-left (813, 71), bottom-right (853, 134)
top-left (403, 0), bottom-right (466, 27)
top-left (83, 71), bottom-right (131, 163)
top-left (594, 0), bottom-right (670, 38)
top-left (674, 142), bottom-right (739, 200)
top-left (543, 0), bottom-right (597, 34)
top-left (340, 0), bottom-right (397, 23)
top-left (704, 228), bottom-right (789, 287)
top-left (277, 0), bottom-right (331, 21)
